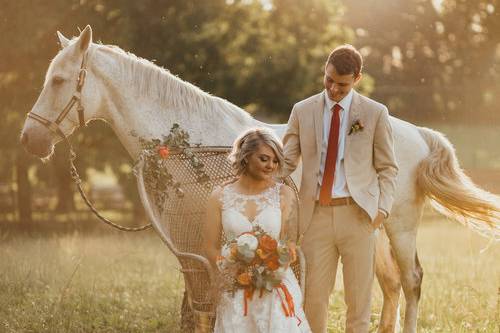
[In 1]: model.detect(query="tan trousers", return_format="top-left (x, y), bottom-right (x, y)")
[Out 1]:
top-left (302, 203), bottom-right (376, 333)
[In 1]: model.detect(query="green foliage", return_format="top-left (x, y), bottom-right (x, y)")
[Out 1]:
top-left (137, 124), bottom-right (212, 211)
top-left (199, 0), bottom-right (351, 119)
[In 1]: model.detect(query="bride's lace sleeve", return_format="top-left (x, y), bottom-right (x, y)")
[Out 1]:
top-left (280, 184), bottom-right (299, 243)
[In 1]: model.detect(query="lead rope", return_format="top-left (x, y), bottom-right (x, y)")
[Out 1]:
top-left (67, 140), bottom-right (152, 232)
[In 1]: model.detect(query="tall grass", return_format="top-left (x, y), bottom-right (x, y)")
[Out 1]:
top-left (1, 218), bottom-right (499, 332)
top-left (327, 217), bottom-right (500, 332)
top-left (0, 231), bottom-right (184, 333)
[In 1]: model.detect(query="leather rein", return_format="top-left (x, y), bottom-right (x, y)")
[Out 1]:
top-left (27, 52), bottom-right (151, 232)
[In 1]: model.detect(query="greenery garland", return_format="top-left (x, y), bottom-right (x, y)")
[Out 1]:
top-left (134, 124), bottom-right (211, 212)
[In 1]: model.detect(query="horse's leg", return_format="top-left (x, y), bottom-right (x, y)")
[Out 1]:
top-left (386, 224), bottom-right (423, 333)
top-left (375, 228), bottom-right (402, 333)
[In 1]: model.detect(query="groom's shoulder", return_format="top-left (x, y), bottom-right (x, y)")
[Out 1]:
top-left (293, 91), bottom-right (323, 111)
top-left (356, 92), bottom-right (388, 112)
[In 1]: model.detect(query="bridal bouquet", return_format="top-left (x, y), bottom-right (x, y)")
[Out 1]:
top-left (217, 225), bottom-right (297, 316)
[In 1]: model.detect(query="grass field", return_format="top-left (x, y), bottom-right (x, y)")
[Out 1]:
top-left (1, 217), bottom-right (499, 333)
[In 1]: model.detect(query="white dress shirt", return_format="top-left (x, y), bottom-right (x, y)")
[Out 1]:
top-left (317, 89), bottom-right (354, 199)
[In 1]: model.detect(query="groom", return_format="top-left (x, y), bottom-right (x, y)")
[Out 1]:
top-left (282, 45), bottom-right (398, 332)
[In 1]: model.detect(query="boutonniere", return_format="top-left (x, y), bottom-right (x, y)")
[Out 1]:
top-left (348, 119), bottom-right (364, 135)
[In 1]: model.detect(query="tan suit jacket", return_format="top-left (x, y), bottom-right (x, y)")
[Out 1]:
top-left (282, 90), bottom-right (398, 235)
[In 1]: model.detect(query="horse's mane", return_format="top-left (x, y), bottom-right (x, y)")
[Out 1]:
top-left (93, 43), bottom-right (254, 124)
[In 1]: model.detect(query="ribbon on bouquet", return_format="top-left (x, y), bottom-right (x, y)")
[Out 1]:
top-left (276, 283), bottom-right (301, 326)
top-left (243, 288), bottom-right (254, 316)
top-left (242, 284), bottom-right (301, 326)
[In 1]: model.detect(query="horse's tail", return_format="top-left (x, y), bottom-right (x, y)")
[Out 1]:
top-left (416, 127), bottom-right (500, 240)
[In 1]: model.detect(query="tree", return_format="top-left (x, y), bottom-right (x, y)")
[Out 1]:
top-left (342, 0), bottom-right (500, 123)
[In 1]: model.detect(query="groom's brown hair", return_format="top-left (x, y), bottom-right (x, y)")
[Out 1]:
top-left (326, 44), bottom-right (363, 77)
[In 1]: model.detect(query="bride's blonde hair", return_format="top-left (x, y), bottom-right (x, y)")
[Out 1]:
top-left (229, 128), bottom-right (284, 176)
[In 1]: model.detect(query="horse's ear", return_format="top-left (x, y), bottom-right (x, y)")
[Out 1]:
top-left (57, 31), bottom-right (70, 49)
top-left (76, 25), bottom-right (93, 52)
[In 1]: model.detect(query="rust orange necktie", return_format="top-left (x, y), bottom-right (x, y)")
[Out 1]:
top-left (319, 104), bottom-right (342, 205)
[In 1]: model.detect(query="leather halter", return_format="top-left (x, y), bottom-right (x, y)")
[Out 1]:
top-left (27, 52), bottom-right (89, 139)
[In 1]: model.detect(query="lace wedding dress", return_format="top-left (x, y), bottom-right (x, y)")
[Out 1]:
top-left (214, 183), bottom-right (311, 333)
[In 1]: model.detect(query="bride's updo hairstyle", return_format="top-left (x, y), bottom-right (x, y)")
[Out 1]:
top-left (229, 128), bottom-right (285, 176)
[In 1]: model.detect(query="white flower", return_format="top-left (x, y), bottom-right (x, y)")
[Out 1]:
top-left (221, 244), bottom-right (232, 258)
top-left (216, 258), bottom-right (227, 271)
top-left (237, 234), bottom-right (258, 252)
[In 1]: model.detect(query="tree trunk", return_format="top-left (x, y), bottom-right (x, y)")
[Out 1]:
top-left (15, 149), bottom-right (32, 225)
top-left (54, 145), bottom-right (75, 212)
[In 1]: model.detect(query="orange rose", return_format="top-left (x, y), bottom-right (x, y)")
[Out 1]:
top-left (256, 248), bottom-right (271, 260)
top-left (259, 235), bottom-right (278, 252)
top-left (157, 146), bottom-right (169, 159)
top-left (237, 272), bottom-right (252, 286)
top-left (264, 255), bottom-right (280, 271)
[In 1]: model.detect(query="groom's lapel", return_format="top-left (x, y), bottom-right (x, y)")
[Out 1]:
top-left (313, 91), bottom-right (325, 155)
top-left (345, 90), bottom-right (362, 153)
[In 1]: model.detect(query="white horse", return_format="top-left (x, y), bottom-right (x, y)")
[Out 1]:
top-left (20, 26), bottom-right (500, 333)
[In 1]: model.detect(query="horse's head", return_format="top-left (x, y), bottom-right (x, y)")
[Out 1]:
top-left (20, 25), bottom-right (101, 159)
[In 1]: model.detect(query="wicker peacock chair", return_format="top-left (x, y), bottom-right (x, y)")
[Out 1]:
top-left (135, 146), bottom-right (305, 332)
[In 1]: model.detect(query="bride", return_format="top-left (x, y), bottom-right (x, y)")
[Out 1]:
top-left (204, 128), bottom-right (311, 332)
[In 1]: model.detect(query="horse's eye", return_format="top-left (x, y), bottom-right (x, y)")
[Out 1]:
top-left (52, 76), bottom-right (65, 85)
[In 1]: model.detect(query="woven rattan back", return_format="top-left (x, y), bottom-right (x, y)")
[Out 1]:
top-left (135, 146), bottom-right (304, 331)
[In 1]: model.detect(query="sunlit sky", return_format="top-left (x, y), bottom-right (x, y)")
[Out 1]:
top-left (226, 0), bottom-right (273, 10)
top-left (432, 0), bottom-right (443, 12)
top-left (234, 0), bottom-right (446, 12)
